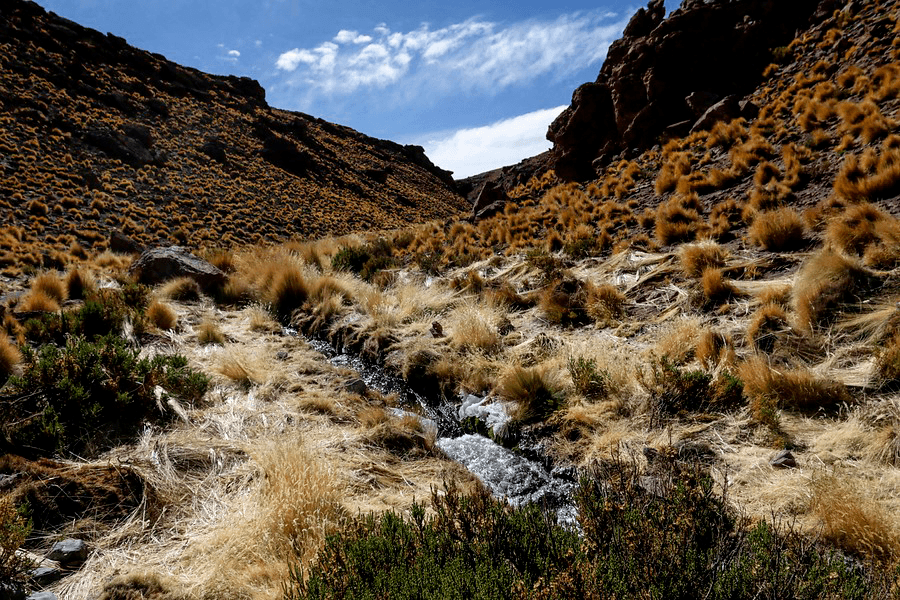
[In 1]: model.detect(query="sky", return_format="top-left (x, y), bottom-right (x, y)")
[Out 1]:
top-left (34, 0), bottom-right (678, 178)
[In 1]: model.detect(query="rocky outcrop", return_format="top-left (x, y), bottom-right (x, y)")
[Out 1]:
top-left (548, 0), bottom-right (829, 180)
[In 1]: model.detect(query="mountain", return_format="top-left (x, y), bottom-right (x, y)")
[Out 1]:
top-left (0, 0), bottom-right (467, 272)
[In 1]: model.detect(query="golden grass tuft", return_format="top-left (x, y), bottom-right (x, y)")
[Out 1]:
top-left (655, 195), bottom-right (705, 246)
top-left (747, 303), bottom-right (789, 353)
top-left (147, 300), bottom-right (177, 331)
top-left (811, 475), bottom-right (900, 564)
top-left (747, 208), bottom-right (806, 251)
top-left (65, 268), bottom-right (97, 300)
top-left (31, 271), bottom-right (67, 303)
top-left (160, 277), bottom-right (202, 302)
top-left (825, 202), bottom-right (900, 266)
top-left (499, 365), bottom-right (566, 423)
top-left (219, 354), bottom-right (261, 386)
top-left (98, 571), bottom-right (189, 600)
top-left (586, 283), bottom-right (626, 327)
top-left (19, 290), bottom-right (60, 313)
top-left (834, 147), bottom-right (900, 202)
top-left (791, 248), bottom-right (878, 331)
top-left (449, 304), bottom-right (502, 354)
top-left (701, 268), bottom-right (737, 305)
top-left (739, 355), bottom-right (850, 417)
top-left (678, 241), bottom-right (727, 278)
top-left (196, 320), bottom-right (225, 345)
top-left (0, 335), bottom-right (21, 381)
top-left (695, 329), bottom-right (734, 369)
top-left (265, 265), bottom-right (308, 321)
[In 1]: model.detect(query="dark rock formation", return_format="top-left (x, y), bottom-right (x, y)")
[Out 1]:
top-left (548, 0), bottom-right (827, 180)
top-left (129, 246), bottom-right (226, 289)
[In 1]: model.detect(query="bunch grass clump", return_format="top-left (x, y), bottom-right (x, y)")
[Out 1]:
top-left (748, 208), bottom-right (807, 251)
top-left (147, 300), bottom-right (177, 331)
top-left (500, 365), bottom-right (566, 424)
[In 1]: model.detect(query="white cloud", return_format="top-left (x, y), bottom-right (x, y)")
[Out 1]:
top-left (419, 105), bottom-right (567, 178)
top-left (273, 11), bottom-right (627, 100)
top-left (228, 49), bottom-right (240, 57)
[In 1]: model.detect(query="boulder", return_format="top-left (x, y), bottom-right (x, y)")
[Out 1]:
top-left (770, 449), bottom-right (797, 469)
top-left (470, 180), bottom-right (508, 223)
top-left (128, 246), bottom-right (226, 289)
top-left (343, 378), bottom-right (367, 396)
top-left (109, 231), bottom-right (144, 255)
top-left (30, 566), bottom-right (63, 586)
top-left (691, 95), bottom-right (741, 133)
top-left (46, 538), bottom-right (88, 565)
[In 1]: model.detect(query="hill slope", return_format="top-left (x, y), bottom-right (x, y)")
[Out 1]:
top-left (0, 0), bottom-right (466, 272)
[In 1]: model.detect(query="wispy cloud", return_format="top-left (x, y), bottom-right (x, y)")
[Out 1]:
top-left (272, 11), bottom-right (627, 105)
top-left (417, 105), bottom-right (567, 179)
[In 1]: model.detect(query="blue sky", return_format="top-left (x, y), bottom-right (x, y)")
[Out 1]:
top-left (35, 0), bottom-right (677, 177)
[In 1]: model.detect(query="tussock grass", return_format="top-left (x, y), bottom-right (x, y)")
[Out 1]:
top-left (65, 268), bottom-right (97, 300)
top-left (500, 365), bottom-right (565, 424)
top-left (791, 248), bottom-right (878, 331)
top-left (0, 335), bottom-right (21, 382)
top-left (678, 241), bottom-right (727, 278)
top-left (748, 208), bottom-right (807, 251)
top-left (448, 302), bottom-right (502, 354)
top-left (655, 318), bottom-right (702, 365)
top-left (219, 353), bottom-right (261, 386)
top-left (160, 277), bottom-right (202, 302)
top-left (748, 303), bottom-right (790, 353)
top-left (196, 320), bottom-right (225, 345)
top-left (31, 271), bottom-right (67, 303)
top-left (265, 265), bottom-right (308, 321)
top-left (739, 355), bottom-right (850, 419)
top-left (655, 195), bottom-right (705, 245)
top-left (811, 474), bottom-right (900, 564)
top-left (701, 267), bottom-right (737, 305)
top-left (586, 283), bottom-right (626, 327)
top-left (147, 300), bottom-right (177, 331)
top-left (696, 328), bottom-right (734, 369)
top-left (18, 290), bottom-right (59, 313)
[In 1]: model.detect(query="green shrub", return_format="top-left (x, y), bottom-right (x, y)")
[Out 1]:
top-left (638, 355), bottom-right (742, 420)
top-left (0, 497), bottom-right (30, 583)
top-left (568, 356), bottom-right (610, 400)
top-left (332, 239), bottom-right (395, 281)
top-left (23, 289), bottom-right (131, 345)
top-left (4, 335), bottom-right (208, 457)
top-left (286, 464), bottom-right (883, 600)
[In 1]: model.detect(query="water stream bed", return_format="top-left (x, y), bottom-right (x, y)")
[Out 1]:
top-left (299, 332), bottom-right (577, 519)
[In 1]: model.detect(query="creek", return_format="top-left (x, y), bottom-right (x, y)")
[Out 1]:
top-left (297, 331), bottom-right (577, 521)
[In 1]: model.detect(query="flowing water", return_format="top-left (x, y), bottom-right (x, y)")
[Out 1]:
top-left (298, 331), bottom-right (577, 519)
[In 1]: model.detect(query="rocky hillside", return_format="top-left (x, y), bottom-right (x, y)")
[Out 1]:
top-left (0, 0), bottom-right (466, 273)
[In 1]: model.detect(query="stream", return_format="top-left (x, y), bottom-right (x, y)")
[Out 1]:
top-left (297, 331), bottom-right (577, 521)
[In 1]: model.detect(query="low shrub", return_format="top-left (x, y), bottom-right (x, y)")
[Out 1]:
top-left (638, 355), bottom-right (716, 418)
top-left (287, 463), bottom-right (881, 600)
top-left (23, 289), bottom-right (129, 344)
top-left (0, 496), bottom-right (30, 583)
top-left (567, 356), bottom-right (610, 400)
top-left (332, 239), bottom-right (394, 281)
top-left (4, 335), bottom-right (208, 456)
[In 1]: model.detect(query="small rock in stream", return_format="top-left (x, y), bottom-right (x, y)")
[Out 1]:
top-left (343, 378), bottom-right (367, 396)
top-left (46, 538), bottom-right (88, 565)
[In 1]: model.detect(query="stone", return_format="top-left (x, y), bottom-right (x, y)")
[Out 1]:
top-left (470, 180), bottom-right (508, 223)
top-left (0, 582), bottom-right (26, 600)
top-left (25, 593), bottom-right (58, 600)
top-left (430, 321), bottom-right (444, 338)
top-left (109, 231), bottom-right (144, 255)
top-left (685, 91), bottom-right (721, 117)
top-left (275, 351), bottom-right (289, 361)
top-left (343, 378), bottom-right (367, 396)
top-left (46, 538), bottom-right (88, 565)
top-left (129, 246), bottom-right (227, 289)
top-left (691, 95), bottom-right (741, 134)
top-left (30, 566), bottom-right (63, 585)
top-left (770, 449), bottom-right (797, 469)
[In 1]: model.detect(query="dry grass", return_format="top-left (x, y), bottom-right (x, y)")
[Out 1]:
top-left (448, 302), bottom-right (502, 354)
top-left (196, 320), bottom-right (225, 345)
top-left (18, 290), bottom-right (60, 313)
top-left (678, 241), bottom-right (727, 278)
top-left (825, 202), bottom-right (900, 266)
top-left (31, 271), bottom-right (67, 303)
top-left (147, 301), bottom-right (178, 331)
top-left (219, 353), bottom-right (262, 386)
top-left (701, 267), bottom-right (737, 305)
top-left (748, 208), bottom-right (807, 251)
top-left (811, 474), bottom-right (900, 564)
top-left (499, 365), bottom-right (565, 423)
top-left (586, 283), bottom-right (626, 327)
top-left (65, 268), bottom-right (97, 300)
top-left (264, 265), bottom-right (308, 321)
top-left (747, 303), bottom-right (790, 353)
top-left (696, 328), bottom-right (734, 369)
top-left (160, 277), bottom-right (202, 302)
top-left (791, 248), bottom-right (878, 331)
top-left (0, 335), bottom-right (21, 380)
top-left (739, 355), bottom-right (851, 417)
top-left (655, 195), bottom-right (705, 246)
top-left (655, 318), bottom-right (702, 364)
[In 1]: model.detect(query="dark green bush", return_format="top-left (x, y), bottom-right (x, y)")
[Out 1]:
top-left (23, 288), bottom-right (132, 345)
top-left (287, 463), bottom-right (886, 600)
top-left (638, 355), bottom-right (718, 419)
top-left (567, 357), bottom-right (610, 400)
top-left (332, 239), bottom-right (395, 281)
top-left (3, 335), bottom-right (208, 457)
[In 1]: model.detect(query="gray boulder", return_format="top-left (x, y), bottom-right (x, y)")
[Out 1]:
top-left (128, 246), bottom-right (226, 289)
top-left (46, 538), bottom-right (88, 565)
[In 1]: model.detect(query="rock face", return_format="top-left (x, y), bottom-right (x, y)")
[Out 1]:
top-left (547, 0), bottom-right (827, 180)
top-left (128, 246), bottom-right (226, 289)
